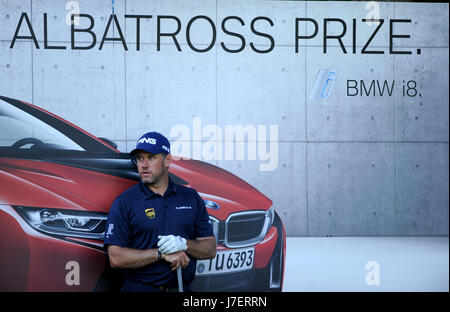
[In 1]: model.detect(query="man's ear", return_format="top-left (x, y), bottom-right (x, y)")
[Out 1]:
top-left (164, 154), bottom-right (172, 168)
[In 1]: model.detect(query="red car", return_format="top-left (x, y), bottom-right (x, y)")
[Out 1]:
top-left (0, 95), bottom-right (286, 292)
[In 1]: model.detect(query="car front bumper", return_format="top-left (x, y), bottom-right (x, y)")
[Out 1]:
top-left (192, 213), bottom-right (286, 292)
top-left (0, 205), bottom-right (285, 292)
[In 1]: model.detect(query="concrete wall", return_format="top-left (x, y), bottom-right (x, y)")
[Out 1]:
top-left (0, 0), bottom-right (448, 236)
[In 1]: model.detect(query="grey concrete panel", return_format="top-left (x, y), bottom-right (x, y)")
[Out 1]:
top-left (125, 43), bottom-right (216, 142)
top-left (394, 2), bottom-right (449, 48)
top-left (217, 45), bottom-right (306, 142)
top-left (0, 41), bottom-right (32, 102)
top-left (306, 46), bottom-right (395, 142)
top-left (125, 0), bottom-right (216, 47)
top-left (113, 140), bottom-right (127, 153)
top-left (0, 0), bottom-right (31, 41)
top-left (217, 0), bottom-right (306, 47)
top-left (304, 1), bottom-right (395, 49)
top-left (30, 0), bottom-right (125, 45)
top-left (32, 43), bottom-right (126, 141)
top-left (394, 48), bottom-right (449, 142)
top-left (396, 143), bottom-right (449, 235)
top-left (22, 0), bottom-right (125, 49)
top-left (307, 142), bottom-right (397, 236)
top-left (0, 1), bottom-right (448, 238)
top-left (218, 142), bottom-right (308, 237)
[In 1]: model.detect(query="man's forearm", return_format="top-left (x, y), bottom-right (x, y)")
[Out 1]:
top-left (108, 245), bottom-right (159, 269)
top-left (185, 237), bottom-right (216, 260)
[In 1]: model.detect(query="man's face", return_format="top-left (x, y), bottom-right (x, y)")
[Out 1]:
top-left (135, 151), bottom-right (170, 185)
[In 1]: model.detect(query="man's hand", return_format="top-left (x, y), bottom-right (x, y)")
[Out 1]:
top-left (158, 235), bottom-right (187, 254)
top-left (162, 251), bottom-right (190, 271)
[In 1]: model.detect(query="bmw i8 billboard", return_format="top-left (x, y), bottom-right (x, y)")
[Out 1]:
top-left (0, 0), bottom-right (448, 294)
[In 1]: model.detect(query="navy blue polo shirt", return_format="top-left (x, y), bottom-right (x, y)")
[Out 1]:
top-left (104, 178), bottom-right (214, 287)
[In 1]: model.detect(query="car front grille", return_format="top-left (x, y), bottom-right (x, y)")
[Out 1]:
top-left (210, 211), bottom-right (268, 248)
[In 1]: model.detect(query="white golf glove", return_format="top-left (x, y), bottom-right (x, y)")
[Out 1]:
top-left (157, 235), bottom-right (187, 254)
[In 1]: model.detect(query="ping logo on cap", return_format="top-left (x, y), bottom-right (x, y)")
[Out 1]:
top-left (138, 137), bottom-right (157, 145)
top-left (130, 131), bottom-right (170, 156)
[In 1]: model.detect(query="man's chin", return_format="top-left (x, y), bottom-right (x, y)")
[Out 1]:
top-left (141, 177), bottom-right (156, 185)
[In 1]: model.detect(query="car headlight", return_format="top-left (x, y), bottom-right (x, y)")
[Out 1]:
top-left (266, 206), bottom-right (275, 230)
top-left (14, 206), bottom-right (107, 240)
top-left (265, 206), bottom-right (275, 233)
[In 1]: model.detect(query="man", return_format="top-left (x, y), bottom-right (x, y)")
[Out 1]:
top-left (104, 131), bottom-right (216, 292)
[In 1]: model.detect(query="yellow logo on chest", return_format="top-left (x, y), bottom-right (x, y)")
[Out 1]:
top-left (145, 208), bottom-right (155, 219)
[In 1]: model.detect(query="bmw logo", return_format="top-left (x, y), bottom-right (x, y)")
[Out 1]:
top-left (204, 200), bottom-right (220, 210)
top-left (197, 263), bottom-right (205, 274)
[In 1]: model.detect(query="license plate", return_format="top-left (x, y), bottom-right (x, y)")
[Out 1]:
top-left (196, 247), bottom-right (254, 276)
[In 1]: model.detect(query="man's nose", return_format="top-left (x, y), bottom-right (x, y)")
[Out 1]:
top-left (141, 158), bottom-right (150, 167)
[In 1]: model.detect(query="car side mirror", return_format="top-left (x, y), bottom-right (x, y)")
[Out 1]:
top-left (98, 137), bottom-right (118, 149)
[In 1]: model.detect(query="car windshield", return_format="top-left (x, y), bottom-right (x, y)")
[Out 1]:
top-left (0, 101), bottom-right (84, 151)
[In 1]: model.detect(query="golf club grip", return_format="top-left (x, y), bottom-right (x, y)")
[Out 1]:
top-left (177, 266), bottom-right (183, 292)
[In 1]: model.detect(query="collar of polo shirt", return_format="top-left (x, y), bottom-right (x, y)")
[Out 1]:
top-left (139, 178), bottom-right (177, 199)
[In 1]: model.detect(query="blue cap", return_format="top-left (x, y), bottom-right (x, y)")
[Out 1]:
top-left (130, 132), bottom-right (171, 156)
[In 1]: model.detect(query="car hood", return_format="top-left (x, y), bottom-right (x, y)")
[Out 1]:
top-left (0, 157), bottom-right (136, 212)
top-left (0, 156), bottom-right (272, 219)
top-left (170, 159), bottom-right (272, 219)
